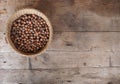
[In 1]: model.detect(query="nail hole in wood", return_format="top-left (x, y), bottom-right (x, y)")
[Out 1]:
top-left (3, 61), bottom-right (6, 63)
top-left (66, 42), bottom-right (73, 46)
top-left (83, 62), bottom-right (87, 66)
top-left (107, 82), bottom-right (113, 84)
top-left (19, 83), bottom-right (22, 84)
top-left (67, 80), bottom-right (72, 82)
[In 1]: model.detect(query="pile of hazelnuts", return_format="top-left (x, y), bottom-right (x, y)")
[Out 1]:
top-left (10, 14), bottom-right (50, 54)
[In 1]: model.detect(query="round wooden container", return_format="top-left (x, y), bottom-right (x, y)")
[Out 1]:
top-left (6, 8), bottom-right (53, 57)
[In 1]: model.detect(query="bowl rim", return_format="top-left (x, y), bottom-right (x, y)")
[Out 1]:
top-left (6, 8), bottom-right (53, 57)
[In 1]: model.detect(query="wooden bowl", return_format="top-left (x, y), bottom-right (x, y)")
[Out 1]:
top-left (6, 8), bottom-right (53, 57)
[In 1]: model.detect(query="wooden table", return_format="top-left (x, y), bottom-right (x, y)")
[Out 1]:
top-left (0, 0), bottom-right (120, 84)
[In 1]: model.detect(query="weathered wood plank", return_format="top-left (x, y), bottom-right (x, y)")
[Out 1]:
top-left (0, 52), bottom-right (28, 69)
top-left (0, 68), bottom-right (120, 84)
top-left (2, 32), bottom-right (120, 52)
top-left (50, 32), bottom-right (120, 52)
top-left (111, 52), bottom-right (120, 67)
top-left (0, 33), bottom-right (12, 52)
top-left (31, 51), bottom-right (110, 69)
top-left (0, 0), bottom-right (120, 32)
top-left (34, 0), bottom-right (120, 31)
top-left (0, 49), bottom-right (111, 69)
top-left (50, 32), bottom-right (116, 52)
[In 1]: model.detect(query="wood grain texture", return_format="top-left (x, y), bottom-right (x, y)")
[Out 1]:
top-left (34, 0), bottom-right (120, 31)
top-left (2, 32), bottom-right (120, 52)
top-left (0, 68), bottom-right (120, 84)
top-left (1, 0), bottom-right (120, 84)
top-left (50, 32), bottom-right (117, 52)
top-left (31, 51), bottom-right (110, 69)
top-left (0, 52), bottom-right (28, 69)
top-left (111, 52), bottom-right (120, 67)
top-left (0, 0), bottom-right (120, 32)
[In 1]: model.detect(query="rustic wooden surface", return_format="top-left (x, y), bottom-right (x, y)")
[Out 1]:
top-left (1, 0), bottom-right (120, 84)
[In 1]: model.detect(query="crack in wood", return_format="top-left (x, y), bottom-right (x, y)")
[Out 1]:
top-left (28, 58), bottom-right (32, 70)
top-left (109, 56), bottom-right (112, 67)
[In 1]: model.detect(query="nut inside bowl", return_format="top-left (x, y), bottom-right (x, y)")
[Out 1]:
top-left (7, 8), bottom-right (53, 57)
